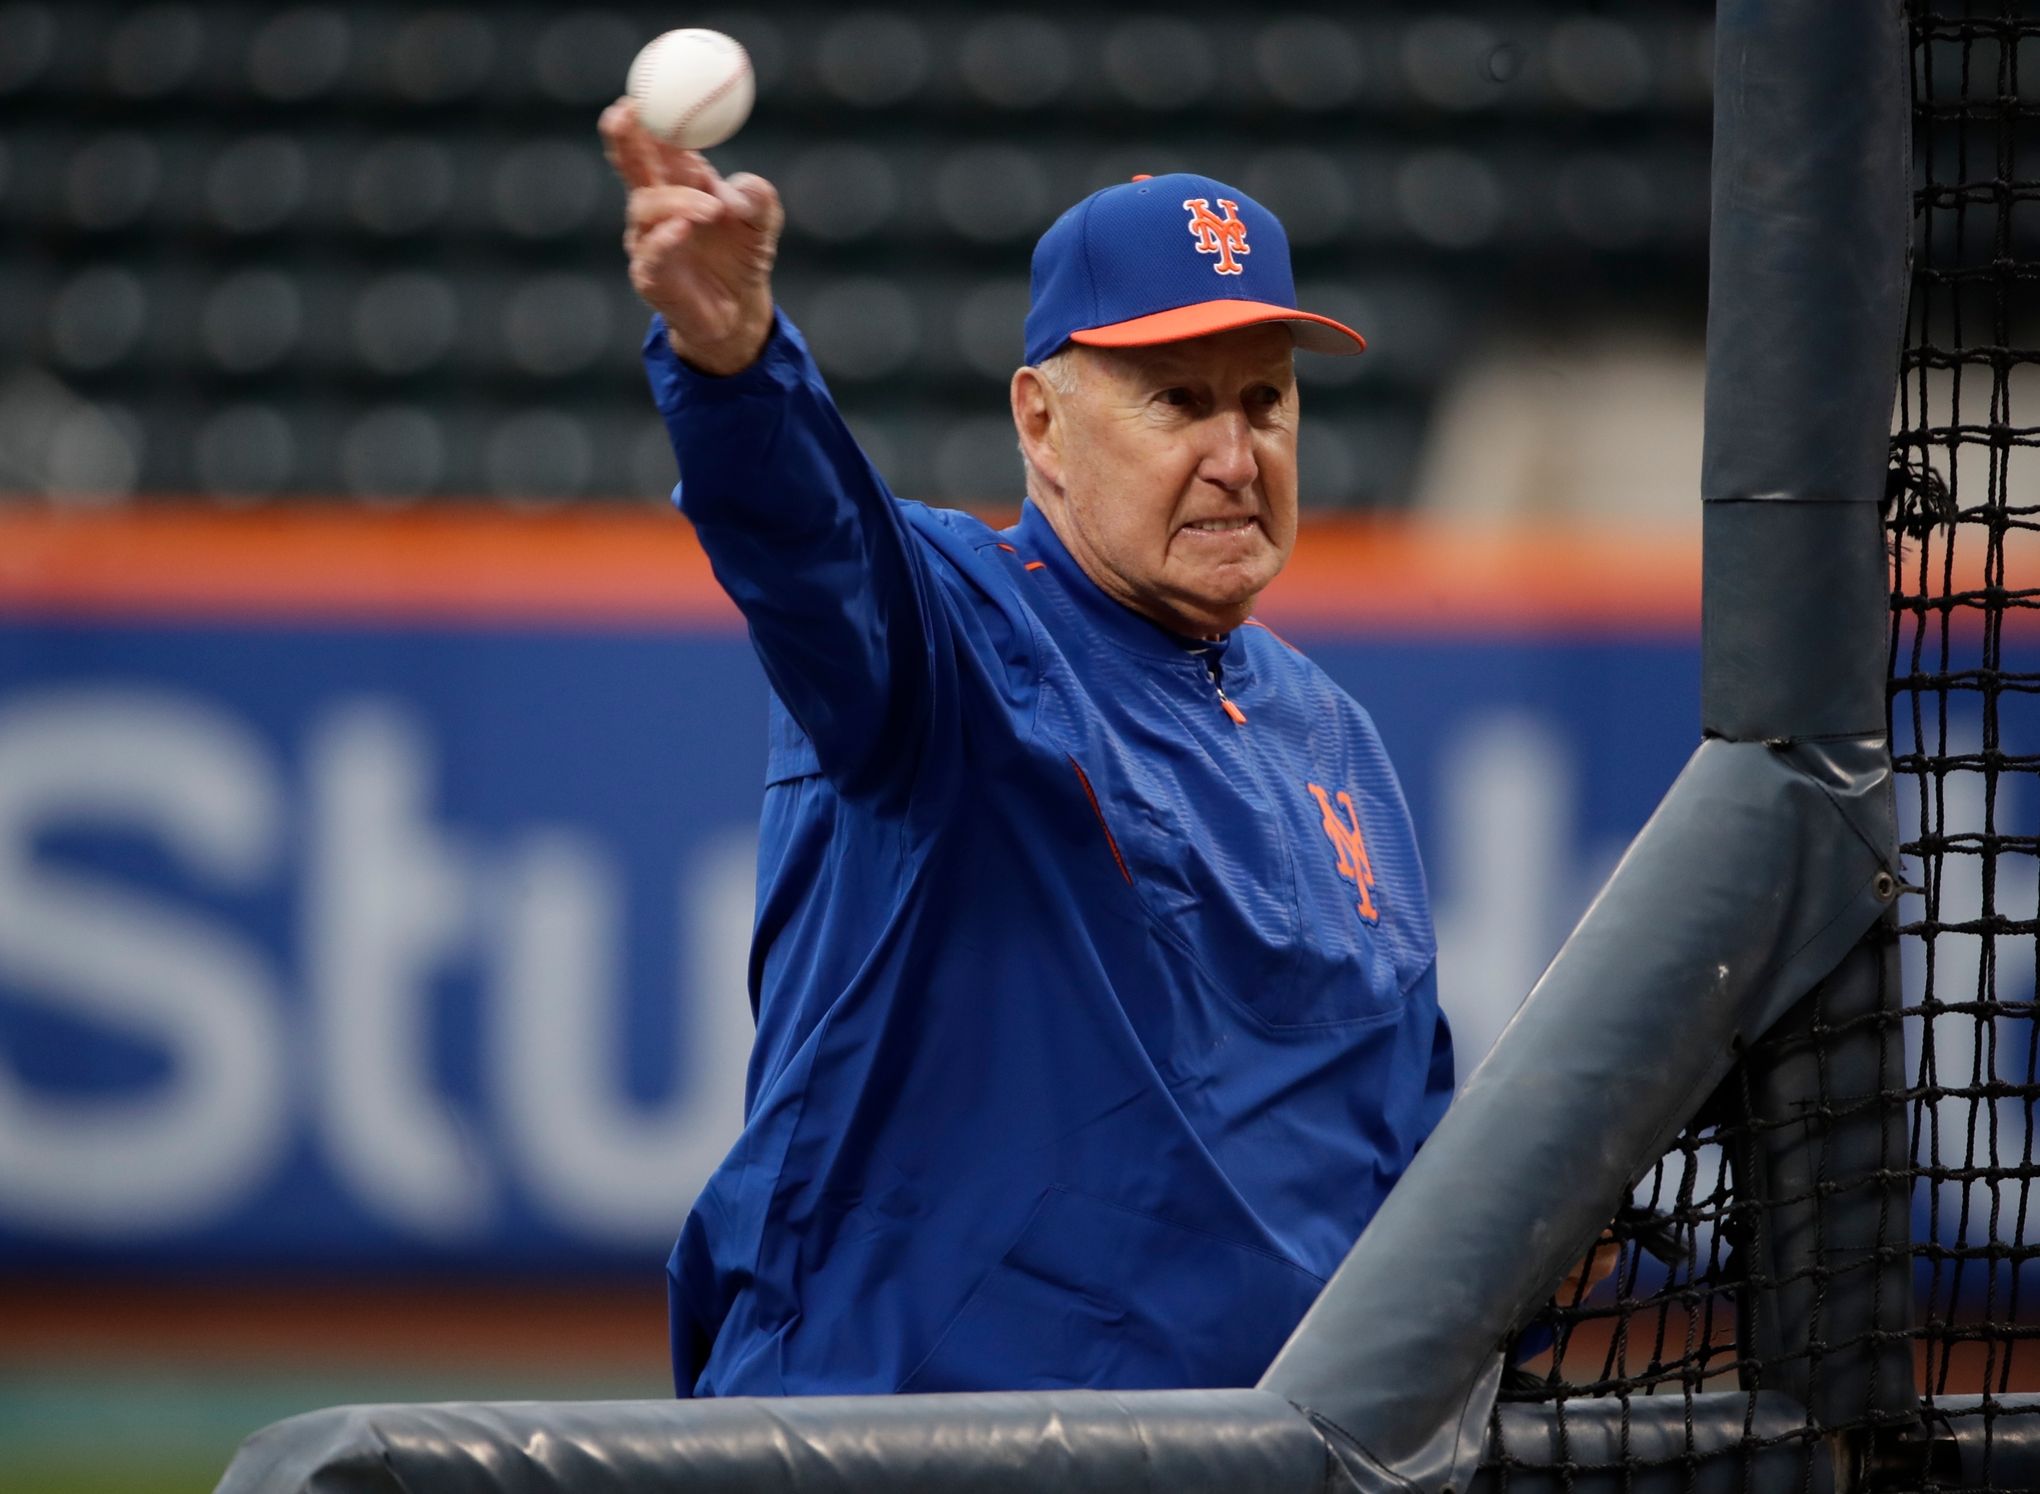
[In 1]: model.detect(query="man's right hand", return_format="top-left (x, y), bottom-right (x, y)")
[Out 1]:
top-left (599, 97), bottom-right (783, 377)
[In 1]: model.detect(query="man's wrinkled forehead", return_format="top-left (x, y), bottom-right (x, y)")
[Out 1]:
top-left (1093, 325), bottom-right (1297, 381)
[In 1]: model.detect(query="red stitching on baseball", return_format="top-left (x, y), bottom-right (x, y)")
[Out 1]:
top-left (671, 49), bottom-right (750, 138)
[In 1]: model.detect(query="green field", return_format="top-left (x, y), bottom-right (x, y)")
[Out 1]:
top-left (4, 1365), bottom-right (667, 1494)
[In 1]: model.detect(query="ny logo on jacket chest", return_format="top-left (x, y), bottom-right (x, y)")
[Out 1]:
top-left (1306, 782), bottom-right (1380, 923)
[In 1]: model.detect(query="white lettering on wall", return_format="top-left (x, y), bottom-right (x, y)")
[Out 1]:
top-left (304, 700), bottom-right (492, 1239)
top-left (0, 684), bottom-right (1681, 1251)
top-left (493, 828), bottom-right (753, 1241)
top-left (1433, 712), bottom-right (1567, 1074)
top-left (0, 690), bottom-right (286, 1233)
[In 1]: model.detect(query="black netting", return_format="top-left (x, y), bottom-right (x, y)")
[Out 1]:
top-left (1500, 1121), bottom-right (1742, 1404)
top-left (1493, 4), bottom-right (2040, 1486)
top-left (1489, 1064), bottom-right (1824, 1487)
top-left (1895, 2), bottom-right (2040, 1484)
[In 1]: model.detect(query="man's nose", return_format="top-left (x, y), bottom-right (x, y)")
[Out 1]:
top-left (1197, 411), bottom-right (1259, 492)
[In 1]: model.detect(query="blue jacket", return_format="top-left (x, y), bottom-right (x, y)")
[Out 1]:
top-left (646, 311), bottom-right (1453, 1398)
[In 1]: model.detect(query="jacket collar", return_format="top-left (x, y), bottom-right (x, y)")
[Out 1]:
top-left (1012, 500), bottom-right (1238, 666)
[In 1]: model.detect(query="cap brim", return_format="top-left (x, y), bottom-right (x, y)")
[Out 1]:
top-left (1068, 299), bottom-right (1365, 355)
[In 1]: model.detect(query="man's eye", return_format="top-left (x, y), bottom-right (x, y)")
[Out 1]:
top-left (1250, 385), bottom-right (1284, 406)
top-left (1157, 387), bottom-right (1194, 407)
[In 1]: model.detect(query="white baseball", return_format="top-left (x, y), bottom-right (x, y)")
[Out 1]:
top-left (627, 29), bottom-right (754, 149)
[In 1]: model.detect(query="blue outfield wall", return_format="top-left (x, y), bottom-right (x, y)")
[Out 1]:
top-left (0, 606), bottom-right (1704, 1274)
top-left (20, 512), bottom-right (2023, 1285)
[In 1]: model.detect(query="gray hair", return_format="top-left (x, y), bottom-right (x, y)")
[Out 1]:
top-left (1032, 347), bottom-right (1082, 396)
top-left (1017, 347), bottom-right (1083, 494)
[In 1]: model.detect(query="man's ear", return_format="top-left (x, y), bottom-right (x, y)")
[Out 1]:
top-left (1010, 365), bottom-right (1065, 494)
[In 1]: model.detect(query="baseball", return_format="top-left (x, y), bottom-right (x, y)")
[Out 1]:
top-left (627, 29), bottom-right (754, 150)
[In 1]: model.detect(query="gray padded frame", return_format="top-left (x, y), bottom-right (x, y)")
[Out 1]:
top-left (214, 2), bottom-right (1919, 1491)
top-left (212, 1391), bottom-right (2040, 1494)
top-left (217, 1390), bottom-right (1841, 1494)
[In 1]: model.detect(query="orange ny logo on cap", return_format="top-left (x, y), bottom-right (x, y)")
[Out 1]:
top-left (1183, 197), bottom-right (1250, 275)
top-left (1307, 782), bottom-right (1380, 922)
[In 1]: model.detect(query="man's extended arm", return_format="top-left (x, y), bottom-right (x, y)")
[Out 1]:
top-left (602, 99), bottom-right (940, 792)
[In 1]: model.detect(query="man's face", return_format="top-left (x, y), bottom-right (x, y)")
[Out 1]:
top-left (1020, 324), bottom-right (1300, 638)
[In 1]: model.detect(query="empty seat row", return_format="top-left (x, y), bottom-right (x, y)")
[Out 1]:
top-left (2, 381), bottom-right (1424, 509)
top-left (0, 4), bottom-right (1714, 117)
top-left (5, 126), bottom-right (1709, 258)
top-left (14, 253), bottom-right (1469, 393)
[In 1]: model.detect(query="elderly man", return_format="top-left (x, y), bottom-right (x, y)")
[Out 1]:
top-left (602, 102), bottom-right (1454, 1399)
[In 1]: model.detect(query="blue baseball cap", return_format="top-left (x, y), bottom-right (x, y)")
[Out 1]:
top-left (1022, 172), bottom-right (1367, 367)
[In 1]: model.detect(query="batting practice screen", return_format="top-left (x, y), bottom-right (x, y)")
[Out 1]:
top-left (1505, 6), bottom-right (2040, 1491)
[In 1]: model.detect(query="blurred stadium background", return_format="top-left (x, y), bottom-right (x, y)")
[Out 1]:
top-left (0, 0), bottom-right (1715, 515)
top-left (0, 4), bottom-right (1722, 1491)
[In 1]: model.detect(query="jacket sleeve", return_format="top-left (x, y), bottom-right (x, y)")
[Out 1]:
top-left (644, 310), bottom-right (942, 794)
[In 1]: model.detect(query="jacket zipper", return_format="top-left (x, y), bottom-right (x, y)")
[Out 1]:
top-left (1200, 648), bottom-right (1304, 966)
top-left (1205, 652), bottom-right (1247, 725)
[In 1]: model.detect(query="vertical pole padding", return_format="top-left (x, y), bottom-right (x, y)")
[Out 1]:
top-left (1701, 0), bottom-right (1909, 742)
top-left (1703, 0), bottom-right (1918, 1438)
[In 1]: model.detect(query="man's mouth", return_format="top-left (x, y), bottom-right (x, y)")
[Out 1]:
top-left (1183, 517), bottom-right (1256, 534)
